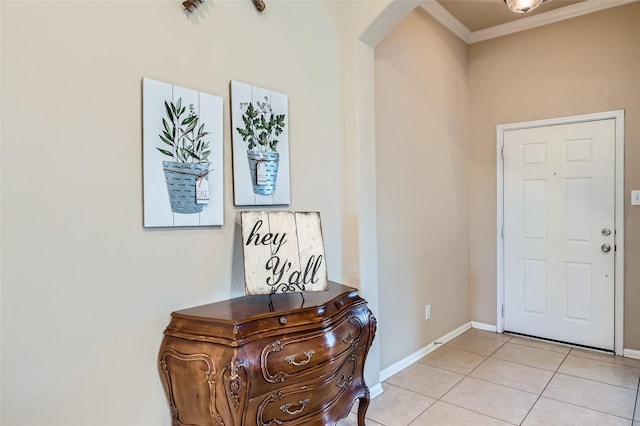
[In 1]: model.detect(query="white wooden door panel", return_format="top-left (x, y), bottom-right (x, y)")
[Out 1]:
top-left (503, 119), bottom-right (615, 350)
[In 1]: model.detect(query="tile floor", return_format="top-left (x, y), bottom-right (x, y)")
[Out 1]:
top-left (338, 328), bottom-right (640, 425)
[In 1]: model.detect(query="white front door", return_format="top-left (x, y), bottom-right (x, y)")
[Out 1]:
top-left (502, 119), bottom-right (616, 350)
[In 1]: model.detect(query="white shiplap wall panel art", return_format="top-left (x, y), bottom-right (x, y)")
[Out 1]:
top-left (231, 81), bottom-right (290, 206)
top-left (143, 78), bottom-right (223, 227)
top-left (241, 211), bottom-right (328, 295)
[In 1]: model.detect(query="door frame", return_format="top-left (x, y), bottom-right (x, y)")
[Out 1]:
top-left (496, 110), bottom-right (625, 354)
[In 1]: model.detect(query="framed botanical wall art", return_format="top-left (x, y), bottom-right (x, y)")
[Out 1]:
top-left (143, 78), bottom-right (224, 227)
top-left (231, 81), bottom-right (291, 206)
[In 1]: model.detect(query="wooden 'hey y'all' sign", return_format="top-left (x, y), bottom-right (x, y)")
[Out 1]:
top-left (241, 211), bottom-right (328, 295)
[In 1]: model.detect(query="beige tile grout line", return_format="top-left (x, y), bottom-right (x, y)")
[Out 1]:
top-left (377, 332), bottom-right (640, 426)
top-left (405, 335), bottom-right (517, 425)
top-left (516, 346), bottom-right (573, 425)
top-left (633, 375), bottom-right (639, 423)
top-left (519, 346), bottom-right (639, 424)
top-left (416, 334), bottom-right (635, 425)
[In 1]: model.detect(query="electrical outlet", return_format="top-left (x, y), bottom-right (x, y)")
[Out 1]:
top-left (425, 304), bottom-right (431, 321)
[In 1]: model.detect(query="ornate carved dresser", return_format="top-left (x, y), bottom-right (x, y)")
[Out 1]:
top-left (158, 282), bottom-right (376, 426)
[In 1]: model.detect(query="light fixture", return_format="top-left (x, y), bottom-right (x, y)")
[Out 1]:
top-left (504, 0), bottom-right (546, 13)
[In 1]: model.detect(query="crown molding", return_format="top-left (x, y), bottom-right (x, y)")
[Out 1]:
top-left (420, 0), bottom-right (471, 42)
top-left (420, 0), bottom-right (639, 44)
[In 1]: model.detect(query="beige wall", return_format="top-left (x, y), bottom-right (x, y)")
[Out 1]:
top-left (3, 0), bottom-right (639, 423)
top-left (0, 1), bottom-right (391, 424)
top-left (468, 2), bottom-right (640, 349)
top-left (375, 8), bottom-right (470, 369)
top-left (374, 1), bottom-right (640, 367)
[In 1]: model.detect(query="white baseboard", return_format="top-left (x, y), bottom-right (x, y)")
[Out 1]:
top-left (471, 321), bottom-right (497, 332)
top-left (379, 322), bottom-right (471, 382)
top-left (437, 322), bottom-right (473, 344)
top-left (623, 348), bottom-right (640, 360)
top-left (369, 383), bottom-right (384, 399)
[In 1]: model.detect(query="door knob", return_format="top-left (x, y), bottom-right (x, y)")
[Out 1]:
top-left (602, 228), bottom-right (612, 236)
top-left (601, 244), bottom-right (612, 253)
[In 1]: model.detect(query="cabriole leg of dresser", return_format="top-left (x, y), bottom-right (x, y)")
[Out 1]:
top-left (357, 394), bottom-right (370, 426)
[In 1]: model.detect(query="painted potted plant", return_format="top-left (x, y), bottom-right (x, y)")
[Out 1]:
top-left (158, 98), bottom-right (211, 214)
top-left (236, 97), bottom-right (286, 195)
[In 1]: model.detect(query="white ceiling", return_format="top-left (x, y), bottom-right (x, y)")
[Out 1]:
top-left (421, 0), bottom-right (639, 43)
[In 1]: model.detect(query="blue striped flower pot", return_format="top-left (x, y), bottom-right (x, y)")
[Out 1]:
top-left (247, 151), bottom-right (279, 195)
top-left (162, 161), bottom-right (208, 214)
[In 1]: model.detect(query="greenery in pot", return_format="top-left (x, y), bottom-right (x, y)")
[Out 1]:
top-left (158, 98), bottom-right (211, 164)
top-left (236, 97), bottom-right (286, 152)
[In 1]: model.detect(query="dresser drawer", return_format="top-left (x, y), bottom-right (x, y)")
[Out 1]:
top-left (252, 352), bottom-right (361, 426)
top-left (259, 306), bottom-right (368, 385)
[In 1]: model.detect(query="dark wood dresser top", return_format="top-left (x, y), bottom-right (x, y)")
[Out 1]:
top-left (165, 281), bottom-right (364, 344)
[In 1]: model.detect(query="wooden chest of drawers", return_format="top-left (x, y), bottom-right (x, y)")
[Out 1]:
top-left (158, 282), bottom-right (376, 426)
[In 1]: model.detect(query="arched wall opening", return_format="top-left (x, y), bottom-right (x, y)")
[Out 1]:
top-left (353, 0), bottom-right (471, 386)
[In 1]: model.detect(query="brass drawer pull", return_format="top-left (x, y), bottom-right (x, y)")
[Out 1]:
top-left (280, 399), bottom-right (310, 416)
top-left (284, 350), bottom-right (315, 366)
top-left (342, 332), bottom-right (355, 344)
